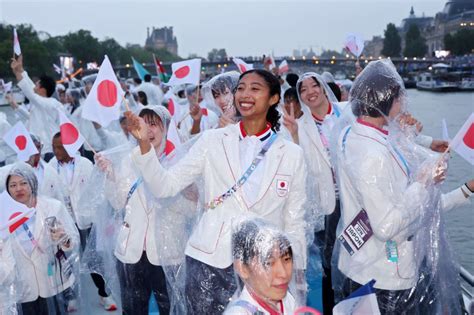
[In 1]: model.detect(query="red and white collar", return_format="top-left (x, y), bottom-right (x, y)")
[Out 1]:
top-left (356, 118), bottom-right (388, 136)
top-left (239, 121), bottom-right (272, 142)
top-left (312, 102), bottom-right (333, 123)
top-left (248, 288), bottom-right (284, 315)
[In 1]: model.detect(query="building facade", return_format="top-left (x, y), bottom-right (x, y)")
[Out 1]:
top-left (145, 26), bottom-right (178, 55)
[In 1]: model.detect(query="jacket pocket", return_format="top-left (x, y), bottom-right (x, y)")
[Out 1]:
top-left (115, 222), bottom-right (131, 256)
top-left (187, 218), bottom-right (225, 254)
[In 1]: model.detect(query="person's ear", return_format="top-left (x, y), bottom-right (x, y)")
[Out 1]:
top-left (234, 260), bottom-right (250, 280)
top-left (269, 94), bottom-right (279, 106)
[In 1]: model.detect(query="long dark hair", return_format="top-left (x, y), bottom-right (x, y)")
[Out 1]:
top-left (237, 69), bottom-right (281, 132)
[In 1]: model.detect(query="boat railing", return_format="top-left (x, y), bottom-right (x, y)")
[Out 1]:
top-left (460, 266), bottom-right (473, 314)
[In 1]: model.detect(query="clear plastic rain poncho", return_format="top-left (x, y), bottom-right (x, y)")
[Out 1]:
top-left (224, 218), bottom-right (298, 315)
top-left (79, 105), bottom-right (198, 314)
top-left (293, 73), bottom-right (346, 310)
top-left (295, 72), bottom-right (341, 230)
top-left (332, 59), bottom-right (464, 314)
top-left (202, 71), bottom-right (240, 121)
top-left (2, 162), bottom-right (80, 314)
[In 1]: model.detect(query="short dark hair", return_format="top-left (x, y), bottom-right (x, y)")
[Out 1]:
top-left (137, 91), bottom-right (148, 105)
top-left (350, 61), bottom-right (402, 118)
top-left (39, 75), bottom-right (56, 97)
top-left (238, 69), bottom-right (281, 132)
top-left (283, 87), bottom-right (298, 102)
top-left (144, 74), bottom-right (152, 82)
top-left (133, 78), bottom-right (142, 85)
top-left (285, 73), bottom-right (299, 88)
top-left (327, 82), bottom-right (342, 102)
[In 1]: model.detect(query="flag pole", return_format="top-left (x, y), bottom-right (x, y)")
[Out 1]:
top-left (83, 137), bottom-right (98, 156)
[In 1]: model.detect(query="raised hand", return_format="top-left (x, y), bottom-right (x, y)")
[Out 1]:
top-left (282, 103), bottom-right (299, 144)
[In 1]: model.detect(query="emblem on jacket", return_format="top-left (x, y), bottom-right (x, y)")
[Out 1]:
top-left (276, 179), bottom-right (289, 197)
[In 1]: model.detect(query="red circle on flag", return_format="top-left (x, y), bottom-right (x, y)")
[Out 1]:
top-left (463, 123), bottom-right (474, 149)
top-left (164, 139), bottom-right (175, 156)
top-left (15, 135), bottom-right (27, 150)
top-left (174, 66), bottom-right (190, 79)
top-left (168, 98), bottom-right (175, 116)
top-left (60, 123), bottom-right (79, 145)
top-left (239, 64), bottom-right (247, 73)
top-left (9, 212), bottom-right (28, 233)
top-left (97, 80), bottom-right (117, 107)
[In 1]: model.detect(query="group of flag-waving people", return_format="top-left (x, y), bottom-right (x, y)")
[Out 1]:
top-left (0, 53), bottom-right (473, 315)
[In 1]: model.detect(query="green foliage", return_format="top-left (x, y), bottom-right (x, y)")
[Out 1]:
top-left (320, 49), bottom-right (344, 59)
top-left (0, 23), bottom-right (181, 79)
top-left (382, 23), bottom-right (401, 57)
top-left (403, 24), bottom-right (427, 57)
top-left (207, 48), bottom-right (227, 62)
top-left (444, 29), bottom-right (474, 56)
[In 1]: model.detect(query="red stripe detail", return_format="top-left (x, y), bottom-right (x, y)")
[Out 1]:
top-left (248, 289), bottom-right (283, 315)
top-left (312, 102), bottom-right (332, 122)
top-left (239, 121), bottom-right (272, 138)
top-left (357, 118), bottom-right (388, 135)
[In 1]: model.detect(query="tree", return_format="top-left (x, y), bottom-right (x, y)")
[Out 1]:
top-left (207, 48), bottom-right (227, 62)
top-left (62, 30), bottom-right (102, 64)
top-left (444, 29), bottom-right (474, 55)
top-left (403, 24), bottom-right (427, 57)
top-left (382, 23), bottom-right (401, 57)
top-left (320, 49), bottom-right (344, 59)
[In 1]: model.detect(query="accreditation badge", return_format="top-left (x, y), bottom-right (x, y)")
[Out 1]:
top-left (339, 209), bottom-right (374, 256)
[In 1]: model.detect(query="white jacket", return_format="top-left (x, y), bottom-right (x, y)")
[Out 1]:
top-left (106, 153), bottom-right (195, 266)
top-left (296, 105), bottom-right (341, 216)
top-left (337, 121), bottom-right (470, 290)
top-left (132, 123), bottom-right (308, 269)
top-left (224, 287), bottom-right (296, 315)
top-left (4, 197), bottom-right (79, 302)
top-left (49, 156), bottom-right (94, 229)
top-left (17, 71), bottom-right (64, 153)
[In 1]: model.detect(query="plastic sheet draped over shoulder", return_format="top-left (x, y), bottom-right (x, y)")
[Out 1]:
top-left (331, 61), bottom-right (463, 314)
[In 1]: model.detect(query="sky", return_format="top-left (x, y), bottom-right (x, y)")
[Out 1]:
top-left (0, 0), bottom-right (448, 58)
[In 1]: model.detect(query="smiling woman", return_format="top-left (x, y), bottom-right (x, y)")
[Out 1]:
top-left (124, 68), bottom-right (308, 314)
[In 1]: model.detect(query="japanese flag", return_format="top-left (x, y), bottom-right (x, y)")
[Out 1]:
top-left (166, 59), bottom-right (201, 86)
top-left (264, 55), bottom-right (276, 70)
top-left (81, 55), bottom-right (125, 127)
top-left (165, 118), bottom-right (182, 157)
top-left (0, 191), bottom-right (35, 235)
top-left (2, 122), bottom-right (38, 161)
top-left (450, 113), bottom-right (474, 165)
top-left (279, 60), bottom-right (289, 74)
top-left (344, 33), bottom-right (365, 58)
top-left (233, 58), bottom-right (254, 73)
top-left (58, 110), bottom-right (84, 156)
top-left (13, 28), bottom-right (21, 56)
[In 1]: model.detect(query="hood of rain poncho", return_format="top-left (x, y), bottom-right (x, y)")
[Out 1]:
top-left (232, 218), bottom-right (293, 267)
top-left (6, 162), bottom-right (38, 198)
top-left (202, 71), bottom-right (240, 116)
top-left (139, 105), bottom-right (172, 157)
top-left (295, 72), bottom-right (339, 116)
top-left (349, 59), bottom-right (407, 119)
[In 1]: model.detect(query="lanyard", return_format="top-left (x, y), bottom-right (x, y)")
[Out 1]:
top-left (206, 132), bottom-right (278, 210)
top-left (21, 222), bottom-right (38, 248)
top-left (124, 177), bottom-right (143, 209)
top-left (389, 145), bottom-right (411, 178)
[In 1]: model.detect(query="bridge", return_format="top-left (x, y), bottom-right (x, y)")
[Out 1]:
top-left (114, 56), bottom-right (469, 80)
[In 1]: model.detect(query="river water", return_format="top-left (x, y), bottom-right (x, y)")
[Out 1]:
top-left (407, 89), bottom-right (474, 273)
top-left (0, 89), bottom-right (473, 273)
